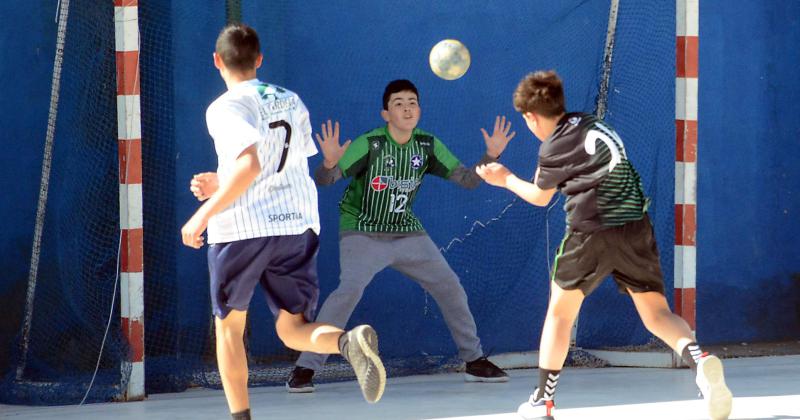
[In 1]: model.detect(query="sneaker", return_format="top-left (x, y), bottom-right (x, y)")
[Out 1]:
top-left (465, 356), bottom-right (509, 383)
top-left (342, 325), bottom-right (386, 403)
top-left (285, 366), bottom-right (315, 393)
top-left (695, 354), bottom-right (733, 420)
top-left (517, 390), bottom-right (555, 420)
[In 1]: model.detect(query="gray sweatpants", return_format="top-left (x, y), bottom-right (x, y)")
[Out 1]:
top-left (296, 233), bottom-right (483, 371)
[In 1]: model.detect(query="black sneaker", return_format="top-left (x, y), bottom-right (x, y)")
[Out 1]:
top-left (341, 325), bottom-right (386, 403)
top-left (465, 356), bottom-right (509, 383)
top-left (286, 366), bottom-right (315, 393)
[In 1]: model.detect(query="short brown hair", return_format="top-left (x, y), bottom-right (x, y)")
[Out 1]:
top-left (215, 24), bottom-right (261, 73)
top-left (382, 79), bottom-right (419, 110)
top-left (513, 70), bottom-right (566, 117)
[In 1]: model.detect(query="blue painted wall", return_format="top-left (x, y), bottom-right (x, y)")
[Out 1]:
top-left (697, 1), bottom-right (800, 343)
top-left (2, 0), bottom-right (798, 399)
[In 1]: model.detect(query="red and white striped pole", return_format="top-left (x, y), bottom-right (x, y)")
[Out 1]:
top-left (114, 0), bottom-right (145, 401)
top-left (675, 0), bottom-right (698, 332)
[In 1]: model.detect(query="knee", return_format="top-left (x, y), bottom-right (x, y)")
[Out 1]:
top-left (423, 273), bottom-right (462, 296)
top-left (275, 314), bottom-right (303, 347)
top-left (329, 282), bottom-right (366, 304)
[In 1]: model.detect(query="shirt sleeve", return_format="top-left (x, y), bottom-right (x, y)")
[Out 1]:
top-left (447, 154), bottom-right (497, 189)
top-left (206, 100), bottom-right (261, 162)
top-left (337, 134), bottom-right (371, 178)
top-left (296, 98), bottom-right (318, 158)
top-left (535, 137), bottom-right (575, 190)
top-left (427, 137), bottom-right (462, 178)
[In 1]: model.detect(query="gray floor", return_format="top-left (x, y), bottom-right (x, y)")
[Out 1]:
top-left (2, 356), bottom-right (799, 420)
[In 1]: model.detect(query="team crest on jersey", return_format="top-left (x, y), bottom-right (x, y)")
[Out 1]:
top-left (568, 116), bottom-right (581, 126)
top-left (383, 155), bottom-right (396, 168)
top-left (410, 154), bottom-right (424, 170)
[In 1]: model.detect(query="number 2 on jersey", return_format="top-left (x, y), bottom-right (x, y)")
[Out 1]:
top-left (269, 120), bottom-right (292, 172)
top-left (388, 193), bottom-right (407, 213)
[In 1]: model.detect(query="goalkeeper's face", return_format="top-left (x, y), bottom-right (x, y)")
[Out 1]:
top-left (381, 91), bottom-right (421, 132)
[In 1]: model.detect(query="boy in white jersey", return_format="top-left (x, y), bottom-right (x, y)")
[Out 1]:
top-left (180, 24), bottom-right (385, 420)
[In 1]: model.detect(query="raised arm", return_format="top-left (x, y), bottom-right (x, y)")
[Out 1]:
top-left (448, 116), bottom-right (517, 189)
top-left (313, 120), bottom-right (350, 186)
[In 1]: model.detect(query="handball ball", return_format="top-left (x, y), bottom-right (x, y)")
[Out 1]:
top-left (429, 39), bottom-right (471, 80)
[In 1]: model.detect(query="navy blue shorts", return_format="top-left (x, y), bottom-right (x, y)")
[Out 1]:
top-left (208, 229), bottom-right (320, 321)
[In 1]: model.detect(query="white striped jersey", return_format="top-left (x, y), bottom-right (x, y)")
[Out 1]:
top-left (205, 79), bottom-right (320, 243)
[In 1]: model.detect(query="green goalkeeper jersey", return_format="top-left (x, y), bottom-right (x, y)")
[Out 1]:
top-left (337, 126), bottom-right (461, 233)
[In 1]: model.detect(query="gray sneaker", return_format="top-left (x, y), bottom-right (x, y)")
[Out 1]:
top-left (342, 325), bottom-right (386, 403)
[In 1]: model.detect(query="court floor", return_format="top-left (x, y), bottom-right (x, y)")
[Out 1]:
top-left (3, 355), bottom-right (799, 420)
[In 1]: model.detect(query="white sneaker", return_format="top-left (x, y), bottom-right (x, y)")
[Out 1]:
top-left (517, 390), bottom-right (555, 420)
top-left (695, 354), bottom-right (733, 420)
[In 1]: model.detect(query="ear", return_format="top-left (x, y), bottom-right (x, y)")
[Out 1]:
top-left (522, 112), bottom-right (535, 123)
top-left (254, 53), bottom-right (264, 70)
top-left (213, 52), bottom-right (223, 70)
top-left (380, 109), bottom-right (390, 123)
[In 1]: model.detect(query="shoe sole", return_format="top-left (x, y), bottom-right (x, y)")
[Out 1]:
top-left (351, 325), bottom-right (386, 403)
top-left (464, 373), bottom-right (510, 383)
top-left (285, 383), bottom-right (315, 393)
top-left (699, 356), bottom-right (733, 420)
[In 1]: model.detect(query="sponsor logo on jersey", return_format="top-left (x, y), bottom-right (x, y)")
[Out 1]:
top-left (370, 176), bottom-right (419, 193)
top-left (371, 140), bottom-right (381, 150)
top-left (370, 176), bottom-right (390, 192)
top-left (383, 155), bottom-right (396, 168)
top-left (410, 154), bottom-right (424, 170)
top-left (268, 212), bottom-right (303, 222)
top-left (568, 116), bottom-right (581, 126)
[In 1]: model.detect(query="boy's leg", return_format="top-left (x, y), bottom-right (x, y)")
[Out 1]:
top-left (517, 281), bottom-right (585, 419)
top-left (215, 310), bottom-right (250, 415)
top-left (627, 290), bottom-right (694, 355)
top-left (277, 310), bottom-right (387, 403)
top-left (518, 282), bottom-right (584, 420)
top-left (275, 310), bottom-right (343, 353)
top-left (391, 236), bottom-right (483, 363)
top-left (294, 234), bottom-right (390, 371)
top-left (628, 290), bottom-right (732, 420)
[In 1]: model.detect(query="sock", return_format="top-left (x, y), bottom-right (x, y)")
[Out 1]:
top-left (338, 331), bottom-right (349, 359)
top-left (534, 369), bottom-right (561, 401)
top-left (681, 342), bottom-right (704, 371)
top-left (231, 409), bottom-right (251, 420)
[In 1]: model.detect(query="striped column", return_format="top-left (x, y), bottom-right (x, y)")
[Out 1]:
top-left (114, 0), bottom-right (145, 401)
top-left (675, 0), bottom-right (698, 331)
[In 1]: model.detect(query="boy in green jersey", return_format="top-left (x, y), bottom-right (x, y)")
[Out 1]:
top-left (287, 79), bottom-right (517, 391)
top-left (476, 70), bottom-right (732, 420)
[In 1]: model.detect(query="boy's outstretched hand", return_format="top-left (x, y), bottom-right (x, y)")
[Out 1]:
top-left (476, 162), bottom-right (512, 188)
top-left (481, 115), bottom-right (516, 159)
top-left (190, 172), bottom-right (219, 201)
top-left (316, 120), bottom-right (351, 169)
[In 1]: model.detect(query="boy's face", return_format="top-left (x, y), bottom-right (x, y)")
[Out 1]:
top-left (381, 90), bottom-right (420, 132)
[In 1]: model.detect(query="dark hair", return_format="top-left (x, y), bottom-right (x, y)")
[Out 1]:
top-left (215, 24), bottom-right (261, 73)
top-left (382, 79), bottom-right (419, 110)
top-left (512, 70), bottom-right (566, 117)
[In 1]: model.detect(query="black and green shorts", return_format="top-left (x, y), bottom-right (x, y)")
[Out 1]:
top-left (550, 214), bottom-right (665, 296)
